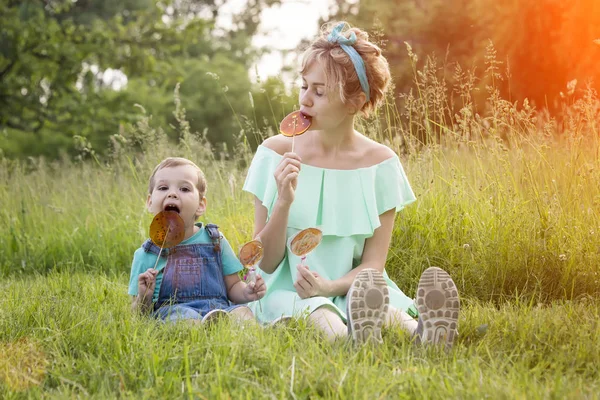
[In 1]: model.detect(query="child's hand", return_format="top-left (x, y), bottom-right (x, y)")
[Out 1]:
top-left (244, 274), bottom-right (266, 302)
top-left (138, 268), bottom-right (158, 299)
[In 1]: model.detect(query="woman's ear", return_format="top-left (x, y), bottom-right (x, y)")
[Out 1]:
top-left (346, 92), bottom-right (367, 115)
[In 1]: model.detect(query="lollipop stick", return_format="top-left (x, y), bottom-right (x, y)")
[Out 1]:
top-left (151, 226), bottom-right (170, 271)
top-left (141, 226), bottom-right (171, 302)
top-left (248, 268), bottom-right (263, 312)
top-left (256, 269), bottom-right (263, 312)
top-left (291, 117), bottom-right (297, 153)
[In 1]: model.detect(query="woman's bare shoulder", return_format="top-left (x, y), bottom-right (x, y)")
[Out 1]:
top-left (261, 135), bottom-right (291, 156)
top-left (359, 136), bottom-right (397, 164)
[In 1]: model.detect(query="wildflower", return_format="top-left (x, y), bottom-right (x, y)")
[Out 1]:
top-left (566, 79), bottom-right (577, 96)
top-left (462, 243), bottom-right (471, 250)
top-left (228, 173), bottom-right (236, 197)
top-left (559, 254), bottom-right (567, 262)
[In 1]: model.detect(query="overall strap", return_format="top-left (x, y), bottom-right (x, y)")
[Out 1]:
top-left (141, 239), bottom-right (171, 257)
top-left (205, 223), bottom-right (221, 253)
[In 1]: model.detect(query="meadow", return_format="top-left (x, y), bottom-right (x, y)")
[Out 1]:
top-left (1, 72), bottom-right (599, 398)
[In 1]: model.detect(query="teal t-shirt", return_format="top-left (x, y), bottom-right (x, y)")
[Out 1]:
top-left (128, 223), bottom-right (243, 302)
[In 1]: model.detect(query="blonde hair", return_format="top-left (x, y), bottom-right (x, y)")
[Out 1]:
top-left (300, 21), bottom-right (391, 117)
top-left (148, 157), bottom-right (207, 198)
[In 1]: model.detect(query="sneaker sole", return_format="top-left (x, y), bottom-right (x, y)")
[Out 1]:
top-left (201, 309), bottom-right (229, 325)
top-left (269, 315), bottom-right (293, 327)
top-left (347, 269), bottom-right (390, 344)
top-left (415, 267), bottom-right (460, 347)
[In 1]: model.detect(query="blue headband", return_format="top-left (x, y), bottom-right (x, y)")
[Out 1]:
top-left (327, 23), bottom-right (370, 102)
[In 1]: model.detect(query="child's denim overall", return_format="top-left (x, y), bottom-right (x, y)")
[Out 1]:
top-left (142, 224), bottom-right (242, 322)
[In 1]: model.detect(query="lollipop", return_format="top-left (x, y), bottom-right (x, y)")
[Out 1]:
top-left (289, 227), bottom-right (322, 266)
top-left (239, 239), bottom-right (264, 311)
top-left (149, 211), bottom-right (185, 248)
top-left (239, 240), bottom-right (264, 269)
top-left (149, 210), bottom-right (185, 268)
top-left (280, 111), bottom-right (312, 137)
top-left (142, 211), bottom-right (185, 300)
top-left (279, 111), bottom-right (312, 152)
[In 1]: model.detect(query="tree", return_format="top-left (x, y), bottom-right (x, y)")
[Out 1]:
top-left (325, 0), bottom-right (600, 111)
top-left (0, 0), bottom-right (287, 159)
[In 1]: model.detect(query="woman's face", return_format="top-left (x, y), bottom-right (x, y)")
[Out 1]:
top-left (299, 60), bottom-right (351, 131)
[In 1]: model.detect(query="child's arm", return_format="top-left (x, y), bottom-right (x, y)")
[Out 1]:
top-left (224, 273), bottom-right (266, 304)
top-left (131, 268), bottom-right (158, 314)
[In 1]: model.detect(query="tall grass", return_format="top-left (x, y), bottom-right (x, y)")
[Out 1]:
top-left (1, 272), bottom-right (599, 398)
top-left (1, 51), bottom-right (598, 303)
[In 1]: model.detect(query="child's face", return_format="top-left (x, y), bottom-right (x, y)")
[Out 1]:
top-left (146, 165), bottom-right (206, 225)
top-left (299, 60), bottom-right (353, 131)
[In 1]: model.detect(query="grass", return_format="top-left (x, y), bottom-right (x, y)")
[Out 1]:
top-left (1, 52), bottom-right (599, 397)
top-left (1, 272), bottom-right (599, 398)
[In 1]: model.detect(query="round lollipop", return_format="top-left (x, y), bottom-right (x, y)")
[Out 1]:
top-left (279, 111), bottom-right (312, 152)
top-left (289, 227), bottom-right (322, 266)
top-left (280, 111), bottom-right (312, 137)
top-left (144, 211), bottom-right (185, 299)
top-left (149, 210), bottom-right (185, 248)
top-left (239, 240), bottom-right (264, 269)
top-left (239, 239), bottom-right (264, 311)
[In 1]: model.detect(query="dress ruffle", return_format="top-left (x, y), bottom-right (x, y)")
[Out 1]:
top-left (243, 145), bottom-right (416, 237)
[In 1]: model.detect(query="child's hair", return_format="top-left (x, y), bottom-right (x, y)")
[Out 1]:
top-left (301, 21), bottom-right (391, 117)
top-left (148, 157), bottom-right (207, 198)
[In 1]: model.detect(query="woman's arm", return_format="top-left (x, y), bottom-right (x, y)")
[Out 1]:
top-left (330, 208), bottom-right (396, 295)
top-left (253, 197), bottom-right (292, 273)
top-left (252, 150), bottom-right (302, 274)
top-left (294, 209), bottom-right (396, 298)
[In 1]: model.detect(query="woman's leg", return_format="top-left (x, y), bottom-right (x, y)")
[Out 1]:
top-left (385, 306), bottom-right (418, 335)
top-left (229, 306), bottom-right (258, 325)
top-left (308, 307), bottom-right (347, 343)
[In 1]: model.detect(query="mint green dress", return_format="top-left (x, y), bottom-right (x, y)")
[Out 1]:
top-left (243, 145), bottom-right (417, 323)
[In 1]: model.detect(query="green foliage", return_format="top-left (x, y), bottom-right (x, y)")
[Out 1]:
top-left (329, 0), bottom-right (600, 111)
top-left (0, 0), bottom-right (293, 160)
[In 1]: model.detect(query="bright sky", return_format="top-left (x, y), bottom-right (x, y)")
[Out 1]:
top-left (102, 0), bottom-right (334, 89)
top-left (218, 0), bottom-right (334, 81)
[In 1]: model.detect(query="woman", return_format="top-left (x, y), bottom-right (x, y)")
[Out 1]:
top-left (243, 22), bottom-right (459, 346)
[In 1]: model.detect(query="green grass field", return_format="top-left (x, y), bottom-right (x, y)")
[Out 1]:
top-left (1, 78), bottom-right (599, 398)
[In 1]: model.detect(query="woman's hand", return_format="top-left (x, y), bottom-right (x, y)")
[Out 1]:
top-left (274, 152), bottom-right (302, 205)
top-left (294, 264), bottom-right (331, 299)
top-left (244, 274), bottom-right (267, 301)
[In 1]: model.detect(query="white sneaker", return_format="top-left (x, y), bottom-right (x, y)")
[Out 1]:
top-left (201, 309), bottom-right (228, 325)
top-left (268, 315), bottom-right (293, 328)
top-left (414, 267), bottom-right (460, 348)
top-left (347, 269), bottom-right (390, 345)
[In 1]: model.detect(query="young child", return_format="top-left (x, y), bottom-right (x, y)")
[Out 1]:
top-left (128, 157), bottom-right (266, 324)
top-left (243, 22), bottom-right (460, 346)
